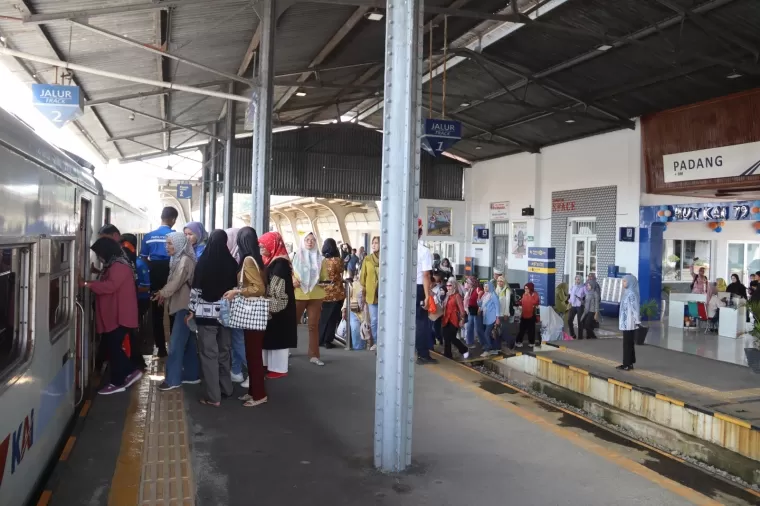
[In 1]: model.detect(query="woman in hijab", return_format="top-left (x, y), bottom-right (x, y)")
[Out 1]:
top-left (515, 282), bottom-right (540, 347)
top-left (727, 273), bottom-right (747, 300)
top-left (224, 227), bottom-right (268, 406)
top-left (440, 278), bottom-right (469, 360)
top-left (184, 221), bottom-right (208, 259)
top-left (258, 232), bottom-right (297, 379)
top-left (222, 227), bottom-right (247, 384)
top-left (82, 238), bottom-right (141, 395)
top-left (716, 277), bottom-right (727, 293)
top-left (478, 281), bottom-right (500, 357)
top-left (319, 238), bottom-right (346, 349)
top-left (359, 236), bottom-right (380, 350)
top-left (156, 231), bottom-right (199, 391)
top-left (554, 281), bottom-right (570, 323)
top-left (582, 280), bottom-right (600, 339)
top-left (618, 274), bottom-right (640, 371)
top-left (189, 230), bottom-right (238, 406)
top-left (293, 232), bottom-right (326, 365)
top-left (690, 267), bottom-right (710, 296)
top-left (463, 277), bottom-right (479, 348)
top-left (119, 233), bottom-right (148, 371)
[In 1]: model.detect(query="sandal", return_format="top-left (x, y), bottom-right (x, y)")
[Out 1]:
top-left (238, 393), bottom-right (252, 401)
top-left (243, 396), bottom-right (268, 407)
top-left (199, 398), bottom-right (220, 407)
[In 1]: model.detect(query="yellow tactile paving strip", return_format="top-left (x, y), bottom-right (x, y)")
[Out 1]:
top-left (138, 360), bottom-right (195, 506)
top-left (550, 346), bottom-right (760, 401)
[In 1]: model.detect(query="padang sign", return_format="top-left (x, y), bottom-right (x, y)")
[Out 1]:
top-left (663, 141), bottom-right (760, 183)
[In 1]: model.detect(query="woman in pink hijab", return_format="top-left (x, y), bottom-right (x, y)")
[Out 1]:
top-left (226, 228), bottom-right (240, 262)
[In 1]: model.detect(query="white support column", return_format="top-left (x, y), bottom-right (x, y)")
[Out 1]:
top-left (374, 0), bottom-right (423, 473)
top-left (250, 0), bottom-right (275, 233)
top-left (291, 204), bottom-right (322, 243)
top-left (223, 82), bottom-right (236, 228)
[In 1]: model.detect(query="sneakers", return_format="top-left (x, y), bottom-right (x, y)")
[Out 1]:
top-left (158, 381), bottom-right (180, 391)
top-left (310, 357), bottom-right (325, 366)
top-left (124, 370), bottom-right (143, 388)
top-left (241, 377), bottom-right (249, 389)
top-left (231, 372), bottom-right (244, 383)
top-left (515, 342), bottom-right (524, 348)
top-left (182, 379), bottom-right (201, 385)
top-left (416, 356), bottom-right (438, 365)
top-left (266, 372), bottom-right (287, 379)
top-left (463, 351), bottom-right (470, 360)
top-left (369, 344), bottom-right (377, 351)
top-left (98, 384), bottom-right (126, 395)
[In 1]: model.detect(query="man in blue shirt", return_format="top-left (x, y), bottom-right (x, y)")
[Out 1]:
top-left (140, 206), bottom-right (178, 357)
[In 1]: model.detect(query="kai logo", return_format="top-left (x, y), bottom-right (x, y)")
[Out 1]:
top-left (0, 409), bottom-right (34, 490)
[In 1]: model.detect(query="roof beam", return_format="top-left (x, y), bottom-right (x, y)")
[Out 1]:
top-left (70, 20), bottom-right (253, 86)
top-left (107, 122), bottom-right (214, 142)
top-left (106, 103), bottom-right (225, 141)
top-left (308, 0), bottom-right (525, 23)
top-left (119, 143), bottom-right (204, 163)
top-left (85, 80), bottom-right (230, 106)
top-left (274, 6), bottom-right (369, 112)
top-left (22, 0), bottom-right (224, 24)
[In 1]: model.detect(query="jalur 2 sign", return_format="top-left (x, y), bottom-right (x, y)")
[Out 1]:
top-left (31, 84), bottom-right (84, 127)
top-left (663, 141), bottom-right (760, 183)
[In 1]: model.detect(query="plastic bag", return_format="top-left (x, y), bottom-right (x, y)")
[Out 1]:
top-left (336, 319), bottom-right (347, 340)
top-left (539, 306), bottom-right (564, 342)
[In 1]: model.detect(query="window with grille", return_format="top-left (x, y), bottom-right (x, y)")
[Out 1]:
top-left (571, 219), bottom-right (597, 235)
top-left (493, 222), bottom-right (509, 236)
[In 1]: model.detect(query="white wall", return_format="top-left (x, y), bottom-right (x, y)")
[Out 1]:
top-left (462, 125), bottom-right (642, 278)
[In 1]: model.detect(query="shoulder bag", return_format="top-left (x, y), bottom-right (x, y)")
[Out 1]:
top-left (218, 257), bottom-right (270, 331)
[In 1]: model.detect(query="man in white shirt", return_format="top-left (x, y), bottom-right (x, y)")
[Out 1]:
top-left (416, 218), bottom-right (437, 364)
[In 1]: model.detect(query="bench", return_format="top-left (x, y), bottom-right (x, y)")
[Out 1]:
top-left (600, 277), bottom-right (623, 317)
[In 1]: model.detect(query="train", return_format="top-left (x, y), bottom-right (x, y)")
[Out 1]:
top-left (0, 107), bottom-right (152, 506)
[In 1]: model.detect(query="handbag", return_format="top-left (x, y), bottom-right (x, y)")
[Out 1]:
top-left (218, 257), bottom-right (270, 331)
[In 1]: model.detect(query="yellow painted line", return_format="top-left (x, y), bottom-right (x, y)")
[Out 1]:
top-left (108, 375), bottom-right (148, 506)
top-left (79, 400), bottom-right (91, 418)
top-left (655, 394), bottom-right (685, 407)
top-left (723, 387), bottom-right (760, 400)
top-left (714, 412), bottom-right (752, 430)
top-left (527, 267), bottom-right (557, 274)
top-left (59, 437), bottom-right (76, 461)
top-left (429, 364), bottom-right (723, 506)
top-left (535, 355), bottom-right (553, 364)
top-left (608, 378), bottom-right (632, 390)
top-left (36, 490), bottom-right (52, 506)
top-left (569, 366), bottom-right (589, 375)
top-left (515, 351), bottom-right (522, 356)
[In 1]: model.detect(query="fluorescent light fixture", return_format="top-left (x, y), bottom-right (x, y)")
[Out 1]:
top-left (597, 44), bottom-right (613, 51)
top-left (295, 91), bottom-right (307, 97)
top-left (367, 12), bottom-right (384, 21)
top-left (727, 72), bottom-right (742, 79)
top-left (460, 102), bottom-right (470, 107)
top-left (475, 145), bottom-right (482, 150)
top-left (565, 119), bottom-right (575, 123)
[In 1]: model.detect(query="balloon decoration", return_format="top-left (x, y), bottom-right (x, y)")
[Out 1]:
top-left (752, 200), bottom-right (760, 221)
top-left (708, 221), bottom-right (723, 233)
top-left (656, 205), bottom-right (672, 223)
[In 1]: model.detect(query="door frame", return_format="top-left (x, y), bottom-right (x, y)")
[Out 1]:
top-left (491, 220), bottom-right (509, 274)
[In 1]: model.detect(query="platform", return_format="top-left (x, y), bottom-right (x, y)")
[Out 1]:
top-left (41, 329), bottom-right (760, 506)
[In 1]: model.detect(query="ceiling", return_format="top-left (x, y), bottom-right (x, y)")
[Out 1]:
top-left (0, 0), bottom-right (759, 164)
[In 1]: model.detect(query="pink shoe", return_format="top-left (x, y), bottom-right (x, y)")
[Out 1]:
top-left (266, 372), bottom-right (287, 379)
top-left (99, 384), bottom-right (126, 395)
top-left (124, 370), bottom-right (143, 388)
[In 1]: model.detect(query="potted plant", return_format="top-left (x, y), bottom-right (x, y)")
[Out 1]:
top-left (636, 299), bottom-right (659, 345)
top-left (661, 285), bottom-right (672, 318)
top-left (744, 301), bottom-right (760, 373)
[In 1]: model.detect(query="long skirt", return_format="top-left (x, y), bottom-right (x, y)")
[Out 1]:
top-left (262, 348), bottom-right (288, 374)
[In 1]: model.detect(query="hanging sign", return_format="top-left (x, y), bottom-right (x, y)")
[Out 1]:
top-left (177, 183), bottom-right (192, 199)
top-left (421, 118), bottom-right (461, 156)
top-left (31, 84), bottom-right (83, 127)
top-left (662, 141), bottom-right (760, 183)
top-left (672, 205), bottom-right (729, 222)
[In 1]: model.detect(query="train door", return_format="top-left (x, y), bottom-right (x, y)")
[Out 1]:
top-left (75, 197), bottom-right (93, 395)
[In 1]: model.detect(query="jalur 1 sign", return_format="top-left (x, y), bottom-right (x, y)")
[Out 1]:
top-left (421, 119), bottom-right (461, 157)
top-left (662, 141), bottom-right (760, 183)
top-left (31, 84), bottom-right (84, 127)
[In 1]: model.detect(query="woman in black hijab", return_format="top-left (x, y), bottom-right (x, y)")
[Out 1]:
top-left (189, 229), bottom-right (239, 406)
top-left (319, 238), bottom-right (345, 349)
top-left (727, 273), bottom-right (747, 300)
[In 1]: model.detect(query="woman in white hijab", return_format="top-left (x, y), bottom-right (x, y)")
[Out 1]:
top-left (292, 232), bottom-right (326, 366)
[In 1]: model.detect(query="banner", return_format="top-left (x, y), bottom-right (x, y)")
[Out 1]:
top-left (663, 141), bottom-right (760, 183)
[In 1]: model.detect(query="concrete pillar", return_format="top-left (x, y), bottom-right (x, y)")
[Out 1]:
top-left (374, 0), bottom-right (423, 473)
top-left (200, 145), bottom-right (208, 226)
top-left (316, 199), bottom-right (367, 246)
top-left (250, 0), bottom-right (274, 233)
top-left (223, 83), bottom-right (236, 228)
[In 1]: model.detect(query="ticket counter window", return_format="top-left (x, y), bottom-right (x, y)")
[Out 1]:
top-left (662, 240), bottom-right (711, 282)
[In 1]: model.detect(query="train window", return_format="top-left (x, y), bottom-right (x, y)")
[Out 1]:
top-left (49, 240), bottom-right (73, 341)
top-left (0, 246), bottom-right (31, 379)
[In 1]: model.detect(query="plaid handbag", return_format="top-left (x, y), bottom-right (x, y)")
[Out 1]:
top-left (218, 257), bottom-right (270, 331)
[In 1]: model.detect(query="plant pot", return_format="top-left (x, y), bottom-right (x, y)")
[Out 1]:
top-left (745, 348), bottom-right (760, 374)
top-left (635, 325), bottom-right (648, 345)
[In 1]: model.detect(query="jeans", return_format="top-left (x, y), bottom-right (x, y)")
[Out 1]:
top-left (148, 260), bottom-right (170, 353)
top-left (481, 323), bottom-right (494, 351)
top-left (415, 284), bottom-right (431, 359)
top-left (349, 312), bottom-right (364, 350)
top-left (475, 314), bottom-right (485, 342)
top-left (165, 309), bottom-right (200, 386)
top-left (465, 313), bottom-right (477, 346)
top-left (104, 326), bottom-right (136, 387)
top-left (230, 328), bottom-right (246, 375)
top-left (368, 303), bottom-right (379, 345)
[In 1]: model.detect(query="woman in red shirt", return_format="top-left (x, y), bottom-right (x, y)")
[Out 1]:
top-left (441, 279), bottom-right (470, 359)
top-left (82, 238), bottom-right (141, 395)
top-left (516, 282), bottom-right (540, 348)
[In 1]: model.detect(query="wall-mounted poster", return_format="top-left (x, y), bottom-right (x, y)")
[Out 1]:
top-left (512, 221), bottom-right (527, 259)
top-left (490, 201), bottom-right (509, 221)
top-left (473, 224), bottom-right (487, 243)
top-left (427, 207), bottom-right (452, 236)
